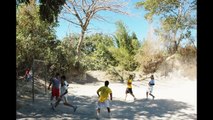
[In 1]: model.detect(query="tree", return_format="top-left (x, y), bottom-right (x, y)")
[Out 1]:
top-left (136, 0), bottom-right (197, 54)
top-left (111, 21), bottom-right (140, 71)
top-left (17, 0), bottom-right (66, 23)
top-left (130, 32), bottom-right (141, 54)
top-left (81, 33), bottom-right (116, 70)
top-left (135, 39), bottom-right (164, 74)
top-left (114, 21), bottom-right (135, 54)
top-left (60, 0), bottom-right (130, 64)
top-left (16, 1), bottom-right (57, 73)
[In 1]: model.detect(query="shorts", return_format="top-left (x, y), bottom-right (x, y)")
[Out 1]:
top-left (126, 88), bottom-right (133, 94)
top-left (96, 100), bottom-right (110, 109)
top-left (147, 86), bottom-right (153, 93)
top-left (52, 87), bottom-right (60, 97)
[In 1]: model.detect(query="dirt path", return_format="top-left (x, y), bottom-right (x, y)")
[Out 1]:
top-left (16, 75), bottom-right (196, 120)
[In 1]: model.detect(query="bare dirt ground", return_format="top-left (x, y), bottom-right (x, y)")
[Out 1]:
top-left (16, 71), bottom-right (196, 120)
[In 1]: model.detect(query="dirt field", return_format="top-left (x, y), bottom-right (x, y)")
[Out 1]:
top-left (16, 71), bottom-right (196, 120)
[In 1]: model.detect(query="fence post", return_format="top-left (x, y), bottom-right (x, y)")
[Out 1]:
top-left (45, 65), bottom-right (47, 94)
top-left (32, 59), bottom-right (35, 103)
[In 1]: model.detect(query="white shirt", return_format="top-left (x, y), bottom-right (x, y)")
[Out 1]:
top-left (149, 79), bottom-right (155, 86)
top-left (61, 81), bottom-right (68, 95)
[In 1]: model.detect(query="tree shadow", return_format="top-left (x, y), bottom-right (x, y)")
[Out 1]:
top-left (17, 95), bottom-right (196, 120)
top-left (112, 99), bottom-right (196, 120)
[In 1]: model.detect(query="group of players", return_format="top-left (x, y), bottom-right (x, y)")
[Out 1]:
top-left (48, 73), bottom-right (155, 118)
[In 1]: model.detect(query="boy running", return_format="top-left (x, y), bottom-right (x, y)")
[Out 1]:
top-left (125, 74), bottom-right (136, 101)
top-left (48, 73), bottom-right (61, 105)
top-left (96, 80), bottom-right (112, 118)
top-left (146, 75), bottom-right (155, 100)
top-left (51, 75), bottom-right (77, 112)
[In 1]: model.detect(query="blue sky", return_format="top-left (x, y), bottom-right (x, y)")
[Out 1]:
top-left (55, 0), bottom-right (149, 42)
top-left (54, 0), bottom-right (196, 45)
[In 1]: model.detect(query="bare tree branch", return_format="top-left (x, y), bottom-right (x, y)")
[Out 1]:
top-left (59, 15), bottom-right (81, 26)
top-left (60, 0), bottom-right (130, 60)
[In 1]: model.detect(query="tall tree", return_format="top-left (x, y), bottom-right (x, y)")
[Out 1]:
top-left (60, 0), bottom-right (130, 63)
top-left (81, 33), bottom-right (116, 70)
top-left (111, 21), bottom-right (140, 71)
top-left (17, 0), bottom-right (66, 23)
top-left (16, 1), bottom-right (57, 71)
top-left (136, 0), bottom-right (196, 54)
top-left (114, 21), bottom-right (133, 54)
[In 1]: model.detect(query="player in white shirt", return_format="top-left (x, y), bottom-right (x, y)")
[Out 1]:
top-left (51, 75), bottom-right (77, 112)
top-left (146, 75), bottom-right (155, 100)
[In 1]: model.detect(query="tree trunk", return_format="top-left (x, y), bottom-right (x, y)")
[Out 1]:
top-left (173, 31), bottom-right (178, 54)
top-left (75, 30), bottom-right (85, 70)
top-left (76, 30), bottom-right (85, 61)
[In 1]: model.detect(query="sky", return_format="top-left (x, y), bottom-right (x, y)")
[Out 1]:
top-left (54, 0), bottom-right (149, 42)
top-left (54, 0), bottom-right (197, 45)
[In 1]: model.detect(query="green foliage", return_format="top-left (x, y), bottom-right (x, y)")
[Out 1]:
top-left (136, 0), bottom-right (197, 54)
top-left (39, 0), bottom-right (66, 23)
top-left (16, 2), bottom-right (58, 74)
top-left (109, 47), bottom-right (137, 71)
top-left (111, 21), bottom-right (140, 71)
top-left (114, 21), bottom-right (133, 53)
top-left (17, 0), bottom-right (65, 23)
top-left (81, 33), bottom-right (116, 70)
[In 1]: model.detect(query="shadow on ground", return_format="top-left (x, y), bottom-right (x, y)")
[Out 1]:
top-left (17, 95), bottom-right (196, 120)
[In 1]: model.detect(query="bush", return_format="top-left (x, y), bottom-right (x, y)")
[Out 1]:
top-left (178, 45), bottom-right (196, 63)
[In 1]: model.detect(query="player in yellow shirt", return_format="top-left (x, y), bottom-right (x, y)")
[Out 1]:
top-left (125, 74), bottom-right (136, 101)
top-left (96, 81), bottom-right (112, 118)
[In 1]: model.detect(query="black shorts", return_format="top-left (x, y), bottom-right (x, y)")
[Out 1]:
top-left (126, 88), bottom-right (133, 94)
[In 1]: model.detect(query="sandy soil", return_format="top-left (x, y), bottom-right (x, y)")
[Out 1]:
top-left (16, 72), bottom-right (196, 120)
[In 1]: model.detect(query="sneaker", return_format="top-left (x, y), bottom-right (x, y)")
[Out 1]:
top-left (134, 98), bottom-right (136, 100)
top-left (51, 103), bottom-right (55, 111)
top-left (73, 106), bottom-right (77, 112)
top-left (153, 96), bottom-right (155, 100)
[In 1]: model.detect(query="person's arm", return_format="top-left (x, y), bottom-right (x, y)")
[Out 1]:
top-left (110, 93), bottom-right (112, 100)
top-left (97, 91), bottom-right (100, 97)
top-left (48, 78), bottom-right (52, 90)
top-left (97, 88), bottom-right (100, 97)
top-left (60, 90), bottom-right (68, 98)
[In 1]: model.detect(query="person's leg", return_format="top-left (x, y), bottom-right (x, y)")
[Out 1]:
top-left (96, 102), bottom-right (101, 118)
top-left (149, 86), bottom-right (155, 99)
top-left (131, 93), bottom-right (136, 100)
top-left (97, 108), bottom-right (100, 118)
top-left (106, 100), bottom-right (111, 118)
top-left (107, 107), bottom-right (110, 113)
top-left (125, 88), bottom-right (129, 100)
top-left (51, 94), bottom-right (57, 110)
top-left (51, 88), bottom-right (58, 110)
top-left (50, 88), bottom-right (55, 104)
top-left (63, 97), bottom-right (75, 108)
top-left (146, 91), bottom-right (148, 99)
top-left (54, 97), bottom-right (62, 108)
top-left (146, 87), bottom-right (151, 99)
top-left (149, 93), bottom-right (155, 99)
top-left (50, 95), bottom-right (53, 101)
top-left (55, 88), bottom-right (60, 101)
top-left (130, 89), bottom-right (136, 100)
top-left (107, 107), bottom-right (111, 117)
top-left (64, 102), bottom-right (74, 107)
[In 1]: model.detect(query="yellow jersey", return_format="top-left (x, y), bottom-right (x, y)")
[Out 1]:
top-left (97, 86), bottom-right (112, 102)
top-left (127, 79), bottom-right (132, 88)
